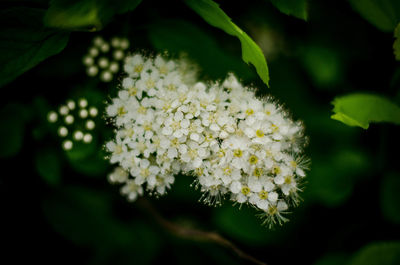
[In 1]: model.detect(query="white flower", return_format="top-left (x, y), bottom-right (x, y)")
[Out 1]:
top-left (105, 53), bottom-right (309, 227)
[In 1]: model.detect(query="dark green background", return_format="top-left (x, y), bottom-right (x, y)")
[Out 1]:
top-left (1, 0), bottom-right (400, 264)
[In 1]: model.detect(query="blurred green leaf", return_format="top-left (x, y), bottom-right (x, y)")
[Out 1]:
top-left (0, 7), bottom-right (69, 88)
top-left (380, 172), bottom-right (400, 224)
top-left (269, 0), bottom-right (308, 20)
top-left (394, 23), bottom-right (400, 60)
top-left (67, 148), bottom-right (109, 177)
top-left (0, 104), bottom-right (29, 158)
top-left (44, 0), bottom-right (142, 31)
top-left (313, 253), bottom-right (349, 265)
top-left (148, 19), bottom-right (255, 81)
top-left (306, 149), bottom-right (370, 207)
top-left (184, 0), bottom-right (270, 86)
top-left (42, 186), bottom-right (161, 264)
top-left (212, 205), bottom-right (290, 245)
top-left (65, 135), bottom-right (98, 160)
top-left (35, 147), bottom-right (62, 186)
top-left (348, 0), bottom-right (400, 32)
top-left (348, 241), bottom-right (400, 265)
top-left (331, 93), bottom-right (400, 129)
top-left (300, 45), bottom-right (344, 88)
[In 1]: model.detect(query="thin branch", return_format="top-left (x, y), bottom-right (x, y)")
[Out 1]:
top-left (137, 198), bottom-right (267, 265)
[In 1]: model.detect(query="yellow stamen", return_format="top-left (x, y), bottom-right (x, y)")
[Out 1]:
top-left (256, 129), bottom-right (264, 137)
top-left (249, 155), bottom-right (258, 164)
top-left (272, 166), bottom-right (281, 175)
top-left (117, 107), bottom-right (126, 116)
top-left (246, 108), bottom-right (254, 115)
top-left (241, 186), bottom-right (250, 196)
top-left (254, 168), bottom-right (263, 177)
top-left (223, 167), bottom-right (232, 175)
top-left (259, 190), bottom-right (268, 200)
top-left (138, 106), bottom-right (147, 114)
top-left (134, 64), bottom-right (143, 73)
top-left (233, 149), bottom-right (243, 157)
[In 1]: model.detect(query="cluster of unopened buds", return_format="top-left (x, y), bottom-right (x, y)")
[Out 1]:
top-left (106, 53), bottom-right (309, 226)
top-left (48, 98), bottom-right (98, 151)
top-left (83, 36), bottom-right (130, 82)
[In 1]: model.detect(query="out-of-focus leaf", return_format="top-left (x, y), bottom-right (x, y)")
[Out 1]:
top-left (0, 7), bottom-right (69, 87)
top-left (64, 135), bottom-right (98, 160)
top-left (42, 186), bottom-right (161, 264)
top-left (300, 45), bottom-right (344, 88)
top-left (313, 253), bottom-right (349, 265)
top-left (269, 0), bottom-right (308, 20)
top-left (331, 93), bottom-right (400, 129)
top-left (380, 172), bottom-right (400, 224)
top-left (348, 241), bottom-right (400, 265)
top-left (212, 205), bottom-right (290, 245)
top-left (35, 147), bottom-right (62, 186)
top-left (68, 148), bottom-right (109, 177)
top-left (44, 0), bottom-right (143, 31)
top-left (0, 104), bottom-right (29, 158)
top-left (394, 23), bottom-right (400, 60)
top-left (148, 19), bottom-right (255, 81)
top-left (184, 0), bottom-right (269, 86)
top-left (306, 149), bottom-right (370, 207)
top-left (348, 0), bottom-right (400, 32)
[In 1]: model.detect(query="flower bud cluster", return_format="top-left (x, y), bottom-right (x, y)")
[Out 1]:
top-left (106, 54), bottom-right (308, 225)
top-left (83, 36), bottom-right (129, 82)
top-left (48, 98), bottom-right (98, 150)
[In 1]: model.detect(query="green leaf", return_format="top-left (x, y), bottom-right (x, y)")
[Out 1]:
top-left (148, 19), bottom-right (255, 81)
top-left (394, 23), bottom-right (400, 60)
top-left (67, 148), bottom-right (109, 177)
top-left (305, 149), bottom-right (369, 207)
top-left (44, 0), bottom-right (143, 31)
top-left (35, 147), bottom-right (62, 186)
top-left (269, 0), bottom-right (308, 20)
top-left (300, 45), bottom-right (344, 88)
top-left (42, 186), bottom-right (161, 264)
top-left (313, 253), bottom-right (349, 265)
top-left (0, 7), bottom-right (69, 88)
top-left (348, 242), bottom-right (400, 265)
top-left (0, 104), bottom-right (30, 158)
top-left (348, 0), bottom-right (400, 32)
top-left (331, 93), bottom-right (400, 129)
top-left (380, 172), bottom-right (400, 224)
top-left (184, 0), bottom-right (269, 86)
top-left (212, 205), bottom-right (292, 245)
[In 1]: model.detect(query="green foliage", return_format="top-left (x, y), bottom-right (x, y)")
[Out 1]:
top-left (184, 0), bottom-right (270, 86)
top-left (0, 103), bottom-right (30, 158)
top-left (348, 0), bottom-right (400, 32)
top-left (212, 205), bottom-right (292, 245)
top-left (269, 0), bottom-right (308, 20)
top-left (0, 7), bottom-right (69, 88)
top-left (380, 172), bottom-right (400, 224)
top-left (67, 149), bottom-right (109, 177)
top-left (44, 0), bottom-right (143, 31)
top-left (313, 253), bottom-right (349, 265)
top-left (300, 45), bottom-right (344, 88)
top-left (394, 23), bottom-right (400, 60)
top-left (348, 241), bottom-right (400, 265)
top-left (306, 149), bottom-right (369, 207)
top-left (331, 93), bottom-right (400, 129)
top-left (35, 147), bottom-right (62, 186)
top-left (42, 186), bottom-right (161, 264)
top-left (148, 19), bottom-right (255, 81)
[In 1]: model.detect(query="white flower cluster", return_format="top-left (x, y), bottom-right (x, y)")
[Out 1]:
top-left (83, 36), bottom-right (129, 82)
top-left (106, 54), bottom-right (308, 226)
top-left (48, 98), bottom-right (98, 150)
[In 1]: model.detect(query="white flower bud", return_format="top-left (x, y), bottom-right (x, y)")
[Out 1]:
top-left (62, 140), bottom-right (73, 150)
top-left (47, 111), bottom-right (58, 123)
